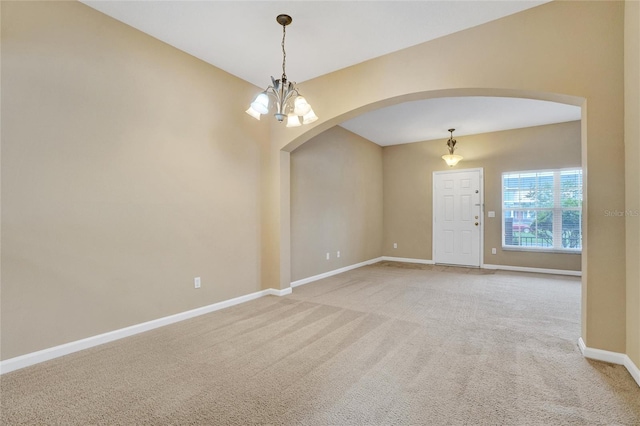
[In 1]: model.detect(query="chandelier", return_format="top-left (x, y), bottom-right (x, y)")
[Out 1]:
top-left (442, 128), bottom-right (463, 167)
top-left (246, 14), bottom-right (318, 127)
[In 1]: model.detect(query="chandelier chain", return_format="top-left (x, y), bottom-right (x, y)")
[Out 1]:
top-left (281, 24), bottom-right (287, 80)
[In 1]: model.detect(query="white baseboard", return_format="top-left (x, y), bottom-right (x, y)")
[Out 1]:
top-left (381, 259), bottom-right (577, 276)
top-left (624, 355), bottom-right (640, 388)
top-left (291, 257), bottom-right (383, 288)
top-left (380, 256), bottom-right (435, 265)
top-left (482, 263), bottom-right (581, 277)
top-left (0, 287), bottom-right (289, 375)
top-left (265, 287), bottom-right (292, 296)
top-left (289, 256), bottom-right (435, 288)
top-left (578, 337), bottom-right (640, 388)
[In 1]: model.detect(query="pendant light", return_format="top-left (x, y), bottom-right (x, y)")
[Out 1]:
top-left (246, 15), bottom-right (318, 127)
top-left (442, 128), bottom-right (463, 167)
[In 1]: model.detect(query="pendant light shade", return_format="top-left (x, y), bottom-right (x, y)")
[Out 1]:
top-left (286, 113), bottom-right (302, 127)
top-left (246, 15), bottom-right (317, 126)
top-left (442, 154), bottom-right (464, 167)
top-left (293, 96), bottom-right (312, 116)
top-left (245, 107), bottom-right (261, 120)
top-left (302, 109), bottom-right (319, 124)
top-left (249, 93), bottom-right (270, 115)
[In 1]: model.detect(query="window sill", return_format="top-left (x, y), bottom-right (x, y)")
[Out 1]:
top-left (501, 246), bottom-right (582, 255)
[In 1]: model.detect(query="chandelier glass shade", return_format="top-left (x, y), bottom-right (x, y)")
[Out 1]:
top-left (246, 14), bottom-right (318, 127)
top-left (442, 128), bottom-right (463, 167)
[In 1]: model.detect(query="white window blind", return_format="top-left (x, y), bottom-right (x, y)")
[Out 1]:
top-left (502, 168), bottom-right (582, 252)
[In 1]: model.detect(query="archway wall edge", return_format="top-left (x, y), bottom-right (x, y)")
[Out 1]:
top-left (278, 88), bottom-right (585, 153)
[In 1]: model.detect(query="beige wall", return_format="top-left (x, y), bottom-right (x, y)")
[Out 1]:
top-left (1, 0), bottom-right (637, 369)
top-left (625, 0), bottom-right (640, 369)
top-left (290, 127), bottom-right (383, 281)
top-left (383, 122), bottom-right (582, 271)
top-left (0, 2), bottom-right (268, 360)
top-left (269, 1), bottom-right (626, 353)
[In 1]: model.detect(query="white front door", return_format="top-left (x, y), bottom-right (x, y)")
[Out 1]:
top-left (433, 168), bottom-right (483, 267)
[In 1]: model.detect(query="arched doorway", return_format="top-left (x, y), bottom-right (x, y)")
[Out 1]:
top-left (274, 88), bottom-right (587, 342)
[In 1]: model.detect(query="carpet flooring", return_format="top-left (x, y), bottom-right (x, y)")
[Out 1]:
top-left (1, 261), bottom-right (639, 425)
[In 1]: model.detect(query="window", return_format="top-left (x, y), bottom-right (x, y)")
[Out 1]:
top-left (502, 168), bottom-right (582, 252)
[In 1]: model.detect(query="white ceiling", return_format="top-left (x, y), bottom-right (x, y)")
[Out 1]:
top-left (81, 0), bottom-right (549, 87)
top-left (80, 1), bottom-right (581, 146)
top-left (340, 97), bottom-right (581, 146)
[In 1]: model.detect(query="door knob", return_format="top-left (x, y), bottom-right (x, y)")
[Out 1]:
top-left (475, 222), bottom-right (479, 226)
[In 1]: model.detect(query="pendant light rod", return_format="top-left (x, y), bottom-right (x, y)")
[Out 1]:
top-left (277, 14), bottom-right (292, 81)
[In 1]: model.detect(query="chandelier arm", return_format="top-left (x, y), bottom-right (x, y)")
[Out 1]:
top-left (282, 87), bottom-right (299, 105)
top-left (447, 137), bottom-right (457, 154)
top-left (263, 87), bottom-right (279, 103)
top-left (282, 88), bottom-right (302, 115)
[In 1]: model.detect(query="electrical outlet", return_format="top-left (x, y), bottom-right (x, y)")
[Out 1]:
top-left (393, 243), bottom-right (398, 249)
top-left (194, 277), bottom-right (201, 288)
top-left (337, 251), bottom-right (341, 258)
top-left (326, 252), bottom-right (330, 260)
top-left (491, 248), bottom-right (497, 255)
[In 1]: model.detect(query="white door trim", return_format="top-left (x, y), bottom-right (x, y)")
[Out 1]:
top-left (432, 168), bottom-right (484, 267)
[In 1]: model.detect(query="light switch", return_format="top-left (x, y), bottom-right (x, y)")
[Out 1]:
top-left (488, 211), bottom-right (496, 218)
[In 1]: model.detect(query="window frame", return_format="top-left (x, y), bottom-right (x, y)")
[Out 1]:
top-left (501, 168), bottom-right (583, 254)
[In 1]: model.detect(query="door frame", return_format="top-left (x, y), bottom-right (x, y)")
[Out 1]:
top-left (432, 167), bottom-right (484, 267)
